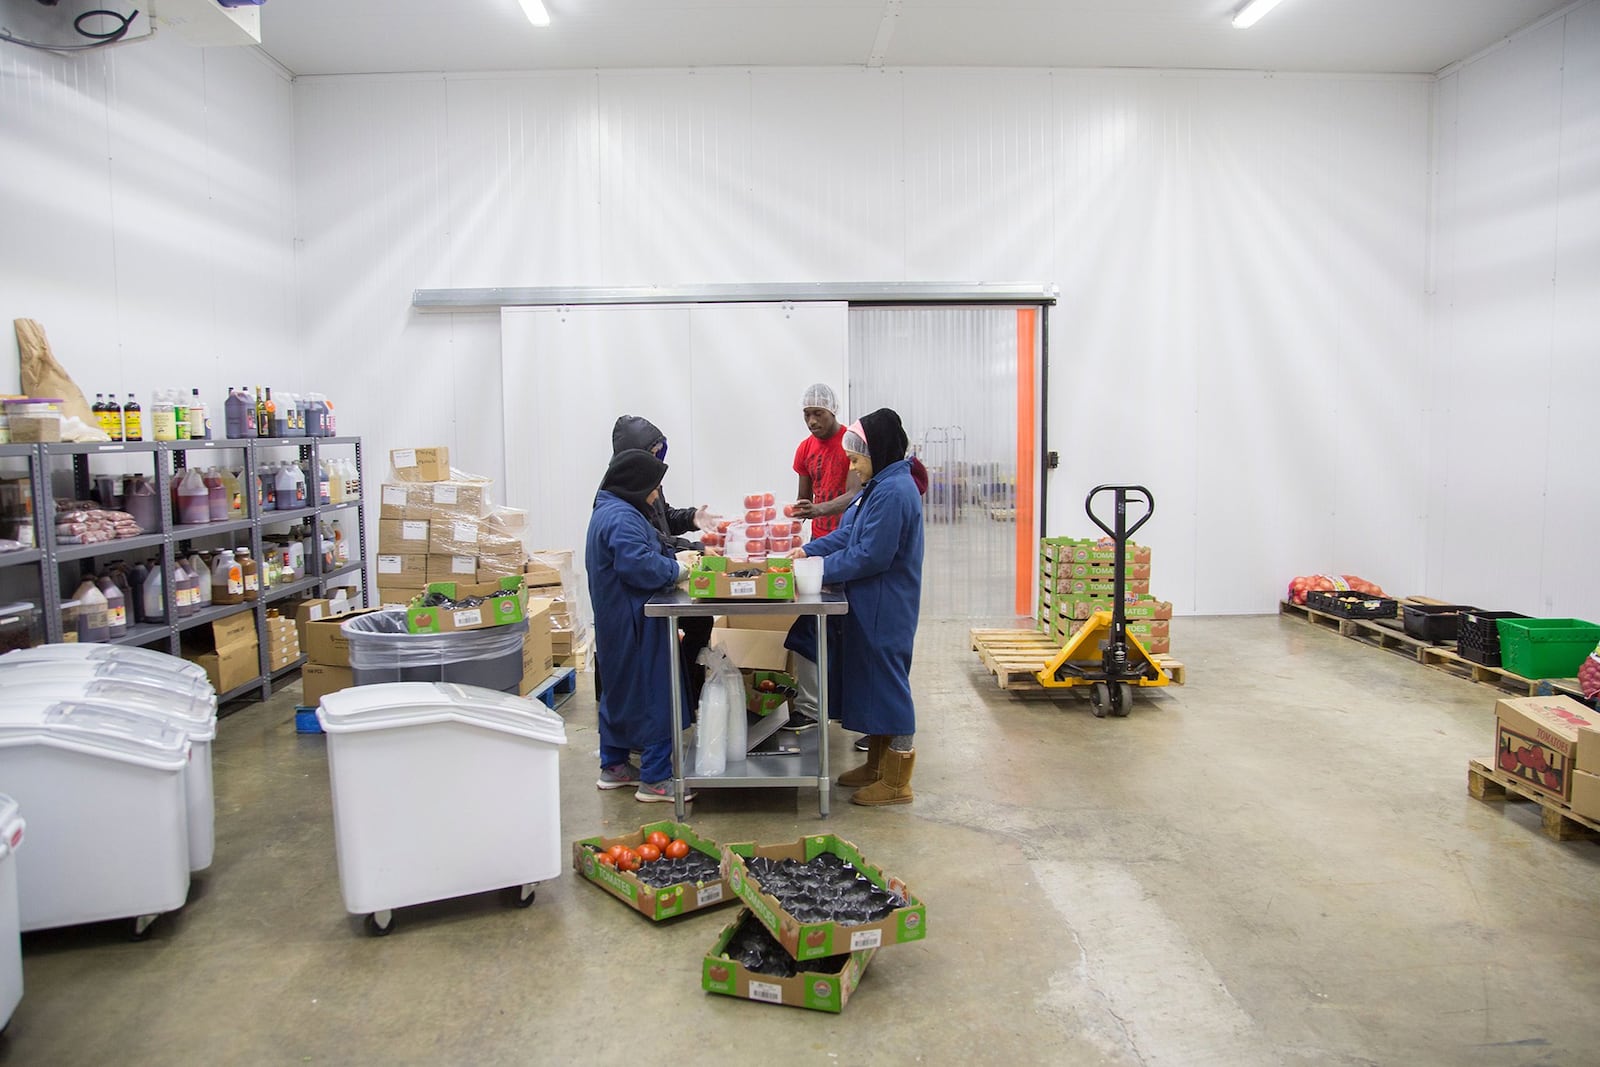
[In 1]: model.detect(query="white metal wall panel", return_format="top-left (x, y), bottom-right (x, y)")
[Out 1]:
top-left (1430, 5), bottom-right (1600, 620)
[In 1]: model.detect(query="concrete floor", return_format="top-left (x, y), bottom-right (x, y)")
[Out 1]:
top-left (4, 613), bottom-right (1600, 1065)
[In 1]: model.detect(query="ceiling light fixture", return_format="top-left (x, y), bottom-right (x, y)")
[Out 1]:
top-left (1232, 0), bottom-right (1287, 29)
top-left (518, 0), bottom-right (551, 28)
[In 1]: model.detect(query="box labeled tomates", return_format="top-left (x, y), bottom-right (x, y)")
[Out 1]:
top-left (721, 834), bottom-right (925, 962)
top-left (1493, 695), bottom-right (1600, 802)
top-left (744, 669), bottom-right (796, 715)
top-left (1040, 537), bottom-right (1152, 567)
top-left (688, 557), bottom-right (795, 601)
top-left (702, 908), bottom-right (875, 1013)
top-left (572, 821), bottom-right (734, 921)
top-left (404, 576), bottom-right (527, 634)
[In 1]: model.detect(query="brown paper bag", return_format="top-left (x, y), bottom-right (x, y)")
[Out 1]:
top-left (15, 318), bottom-right (96, 427)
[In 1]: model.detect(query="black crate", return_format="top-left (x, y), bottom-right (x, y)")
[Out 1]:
top-left (1401, 603), bottom-right (1476, 643)
top-left (1306, 589), bottom-right (1398, 620)
top-left (1456, 610), bottom-right (1528, 667)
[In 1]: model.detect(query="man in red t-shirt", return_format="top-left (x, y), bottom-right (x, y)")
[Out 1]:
top-left (792, 383), bottom-right (859, 538)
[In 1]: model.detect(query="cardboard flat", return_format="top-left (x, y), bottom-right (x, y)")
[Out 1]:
top-left (1494, 695), bottom-right (1600, 801)
top-left (572, 821), bottom-right (735, 921)
top-left (301, 663), bottom-right (353, 705)
top-left (388, 446), bottom-right (450, 483)
top-left (703, 909), bottom-right (875, 1013)
top-left (723, 834), bottom-right (926, 962)
top-left (404, 576), bottom-right (527, 634)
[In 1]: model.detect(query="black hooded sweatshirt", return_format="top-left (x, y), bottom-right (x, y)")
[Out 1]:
top-left (611, 415), bottom-right (699, 552)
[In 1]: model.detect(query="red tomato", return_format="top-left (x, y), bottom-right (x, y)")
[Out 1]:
top-left (606, 844), bottom-right (628, 861)
top-left (763, 493), bottom-right (775, 506)
top-left (744, 494), bottom-right (763, 509)
top-left (745, 509), bottom-right (764, 523)
top-left (637, 843), bottom-right (662, 863)
top-left (764, 507), bottom-right (777, 521)
top-left (665, 839), bottom-right (690, 860)
top-left (646, 830), bottom-right (671, 850)
top-left (596, 852), bottom-right (617, 868)
top-left (745, 524), bottom-right (767, 538)
top-left (768, 536), bottom-right (792, 552)
top-left (716, 519), bottom-right (731, 533)
top-left (782, 504), bottom-right (797, 518)
top-left (788, 521), bottom-right (803, 536)
top-left (617, 850), bottom-right (641, 872)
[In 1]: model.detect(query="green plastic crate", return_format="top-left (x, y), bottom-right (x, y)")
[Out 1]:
top-left (1494, 618), bottom-right (1600, 680)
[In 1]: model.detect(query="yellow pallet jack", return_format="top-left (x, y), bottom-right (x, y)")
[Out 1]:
top-left (1036, 484), bottom-right (1168, 716)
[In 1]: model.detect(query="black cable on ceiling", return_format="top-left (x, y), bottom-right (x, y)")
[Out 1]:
top-left (0, 7), bottom-right (141, 54)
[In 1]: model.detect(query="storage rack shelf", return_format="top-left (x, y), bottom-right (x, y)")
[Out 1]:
top-left (0, 436), bottom-right (369, 707)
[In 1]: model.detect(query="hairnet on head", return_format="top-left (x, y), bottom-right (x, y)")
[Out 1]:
top-left (801, 383), bottom-right (839, 414)
top-left (842, 420), bottom-right (869, 457)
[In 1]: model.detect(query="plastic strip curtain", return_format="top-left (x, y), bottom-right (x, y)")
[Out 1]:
top-left (848, 306), bottom-right (1028, 621)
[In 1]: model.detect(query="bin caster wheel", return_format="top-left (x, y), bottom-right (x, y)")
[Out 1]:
top-left (1089, 682), bottom-right (1110, 718)
top-left (506, 884), bottom-right (537, 908)
top-left (364, 910), bottom-right (394, 937)
top-left (1110, 683), bottom-right (1134, 717)
top-left (129, 913), bottom-right (160, 941)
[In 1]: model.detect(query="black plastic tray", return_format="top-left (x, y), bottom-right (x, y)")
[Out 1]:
top-left (1401, 603), bottom-right (1476, 643)
top-left (1306, 589), bottom-right (1398, 620)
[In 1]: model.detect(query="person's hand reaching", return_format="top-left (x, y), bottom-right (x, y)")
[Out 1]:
top-left (791, 499), bottom-right (815, 519)
top-left (786, 547), bottom-right (808, 560)
top-left (693, 505), bottom-right (722, 532)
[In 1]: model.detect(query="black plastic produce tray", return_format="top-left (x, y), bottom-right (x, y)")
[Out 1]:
top-left (1457, 610), bottom-right (1528, 667)
top-left (1401, 603), bottom-right (1476, 643)
top-left (1306, 589), bottom-right (1398, 620)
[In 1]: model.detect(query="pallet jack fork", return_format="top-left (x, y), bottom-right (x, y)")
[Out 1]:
top-left (1036, 484), bottom-right (1168, 716)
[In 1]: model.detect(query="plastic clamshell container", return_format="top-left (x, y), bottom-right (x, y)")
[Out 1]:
top-left (1, 398), bottom-right (61, 417)
top-left (0, 794), bottom-right (23, 1030)
top-left (0, 677), bottom-right (215, 871)
top-left (1495, 618), bottom-right (1600, 680)
top-left (317, 682), bottom-right (567, 917)
top-left (0, 700), bottom-right (190, 932)
top-left (1, 644), bottom-right (211, 688)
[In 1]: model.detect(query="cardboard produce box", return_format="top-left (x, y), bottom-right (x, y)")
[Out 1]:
top-left (573, 821), bottom-right (734, 921)
top-left (294, 596), bottom-right (354, 650)
top-left (388, 446), bottom-right (450, 483)
top-left (1051, 561), bottom-right (1153, 582)
top-left (404, 576), bottom-right (527, 634)
top-left (376, 586), bottom-right (424, 608)
top-left (302, 607), bottom-right (383, 668)
top-left (703, 909), bottom-right (875, 1013)
top-left (301, 662), bottom-right (353, 705)
top-left (1493, 695), bottom-right (1600, 802)
top-left (377, 518), bottom-right (430, 555)
top-left (379, 482), bottom-right (418, 519)
top-left (519, 599), bottom-right (555, 697)
top-left (403, 480), bottom-right (487, 521)
top-left (689, 558), bottom-right (796, 601)
top-left (722, 834), bottom-right (926, 962)
top-left (1055, 595), bottom-right (1173, 622)
top-left (1041, 538), bottom-right (1152, 566)
top-left (375, 553), bottom-right (427, 583)
top-left (180, 611), bottom-right (259, 694)
top-left (710, 618), bottom-right (791, 672)
top-left (428, 554), bottom-right (479, 581)
top-left (477, 554), bottom-right (525, 582)
top-left (428, 516), bottom-right (482, 557)
top-left (1052, 577), bottom-right (1151, 598)
top-left (1570, 769), bottom-right (1600, 822)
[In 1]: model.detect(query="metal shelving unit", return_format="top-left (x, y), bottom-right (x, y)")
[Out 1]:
top-left (5, 435), bottom-right (369, 707)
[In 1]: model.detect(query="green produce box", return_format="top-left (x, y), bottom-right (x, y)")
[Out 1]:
top-left (1040, 537), bottom-right (1151, 566)
top-left (722, 834), bottom-right (926, 962)
top-left (689, 557), bottom-right (795, 601)
top-left (572, 821), bottom-right (733, 921)
top-left (1495, 618), bottom-right (1600, 680)
top-left (404, 576), bottom-right (526, 634)
top-left (744, 669), bottom-right (796, 715)
top-left (702, 908), bottom-right (875, 1013)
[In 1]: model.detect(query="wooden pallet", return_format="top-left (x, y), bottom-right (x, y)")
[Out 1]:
top-left (969, 628), bottom-right (1185, 693)
top-left (1419, 646), bottom-right (1544, 696)
top-left (1277, 600), bottom-right (1436, 660)
top-left (1467, 758), bottom-right (1600, 842)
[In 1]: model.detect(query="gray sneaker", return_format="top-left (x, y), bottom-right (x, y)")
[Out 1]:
top-left (596, 762), bottom-right (641, 790)
top-left (636, 780), bottom-right (695, 803)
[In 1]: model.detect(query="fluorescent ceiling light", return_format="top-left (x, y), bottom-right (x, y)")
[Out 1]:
top-left (519, 0), bottom-right (551, 28)
top-left (1232, 0), bottom-right (1287, 29)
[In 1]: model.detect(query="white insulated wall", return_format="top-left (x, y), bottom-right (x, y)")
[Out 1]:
top-left (294, 67), bottom-right (1431, 614)
top-left (1429, 2), bottom-right (1600, 621)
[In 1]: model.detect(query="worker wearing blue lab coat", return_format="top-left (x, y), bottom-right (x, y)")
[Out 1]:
top-left (792, 408), bottom-right (924, 806)
top-left (587, 449), bottom-right (690, 792)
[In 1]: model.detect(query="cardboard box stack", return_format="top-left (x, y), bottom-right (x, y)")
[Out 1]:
top-left (265, 609), bottom-right (302, 672)
top-left (296, 597), bottom-right (364, 705)
top-left (1037, 537), bottom-right (1173, 655)
top-left (525, 549), bottom-right (590, 668)
top-left (180, 611), bottom-right (259, 695)
top-left (1493, 694), bottom-right (1600, 815)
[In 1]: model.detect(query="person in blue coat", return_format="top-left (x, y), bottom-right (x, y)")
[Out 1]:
top-left (587, 448), bottom-right (695, 803)
top-left (789, 408), bottom-right (924, 807)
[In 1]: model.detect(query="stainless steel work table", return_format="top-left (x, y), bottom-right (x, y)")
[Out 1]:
top-left (644, 590), bottom-right (849, 820)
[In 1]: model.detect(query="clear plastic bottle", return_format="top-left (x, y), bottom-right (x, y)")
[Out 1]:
top-left (174, 468), bottom-right (211, 525)
top-left (172, 560), bottom-right (199, 618)
top-left (219, 467), bottom-right (245, 518)
top-left (189, 553), bottom-right (213, 607)
top-left (142, 563), bottom-right (166, 622)
top-left (97, 574), bottom-right (127, 638)
top-left (238, 547), bottom-right (259, 601)
top-left (212, 549), bottom-right (243, 605)
top-left (190, 388), bottom-right (210, 440)
top-left (74, 578), bottom-right (110, 642)
top-left (151, 390), bottom-right (178, 442)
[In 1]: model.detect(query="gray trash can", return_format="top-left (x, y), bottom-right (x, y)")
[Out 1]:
top-left (342, 611), bottom-right (528, 695)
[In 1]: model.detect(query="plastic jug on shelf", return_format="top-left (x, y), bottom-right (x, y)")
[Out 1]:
top-left (212, 550), bottom-right (243, 605)
top-left (173, 468), bottom-right (210, 526)
top-left (219, 467), bottom-right (245, 518)
top-left (123, 474), bottom-right (160, 533)
top-left (73, 579), bottom-right (110, 642)
top-left (189, 553), bottom-right (213, 606)
top-left (203, 468), bottom-right (228, 522)
top-left (97, 575), bottom-right (126, 638)
top-left (237, 548), bottom-right (259, 601)
top-left (142, 563), bottom-right (166, 622)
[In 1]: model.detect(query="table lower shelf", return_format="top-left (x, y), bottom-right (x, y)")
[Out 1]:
top-left (680, 725), bottom-right (821, 788)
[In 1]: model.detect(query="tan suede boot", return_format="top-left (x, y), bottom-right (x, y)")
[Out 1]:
top-left (850, 748), bottom-right (914, 806)
top-left (836, 735), bottom-right (885, 787)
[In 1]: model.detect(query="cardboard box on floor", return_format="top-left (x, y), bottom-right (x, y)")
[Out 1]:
top-left (301, 663), bottom-right (353, 705)
top-left (1493, 695), bottom-right (1600, 802)
top-left (388, 446), bottom-right (450, 483)
top-left (302, 607), bottom-right (384, 668)
top-left (519, 599), bottom-right (554, 697)
top-left (572, 821), bottom-right (734, 921)
top-left (702, 909), bottom-right (875, 1013)
top-left (180, 610), bottom-right (259, 694)
top-left (294, 597), bottom-right (354, 650)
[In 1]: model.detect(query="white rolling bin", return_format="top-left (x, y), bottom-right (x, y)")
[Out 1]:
top-left (0, 795), bottom-right (24, 1033)
top-left (0, 668), bottom-right (217, 872)
top-left (0, 702), bottom-right (191, 939)
top-left (317, 682), bottom-right (567, 936)
top-left (2, 644), bottom-right (210, 686)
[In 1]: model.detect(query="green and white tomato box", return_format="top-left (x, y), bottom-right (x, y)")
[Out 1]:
top-left (572, 820), bottom-right (733, 921)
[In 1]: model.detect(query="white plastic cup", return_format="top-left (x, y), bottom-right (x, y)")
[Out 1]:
top-left (794, 556), bottom-right (824, 595)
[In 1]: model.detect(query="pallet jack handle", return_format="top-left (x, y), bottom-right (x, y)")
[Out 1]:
top-left (1085, 484), bottom-right (1154, 542)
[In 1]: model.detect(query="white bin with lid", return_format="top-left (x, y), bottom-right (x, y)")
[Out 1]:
top-left (0, 676), bottom-right (216, 871)
top-left (0, 795), bottom-right (23, 1030)
top-left (0, 702), bottom-right (190, 935)
top-left (317, 682), bottom-right (567, 934)
top-left (1, 643), bottom-right (210, 688)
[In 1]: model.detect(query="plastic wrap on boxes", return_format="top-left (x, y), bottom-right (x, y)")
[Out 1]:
top-left (404, 478), bottom-right (491, 523)
top-left (428, 515), bottom-right (482, 557)
top-left (482, 506), bottom-right (527, 536)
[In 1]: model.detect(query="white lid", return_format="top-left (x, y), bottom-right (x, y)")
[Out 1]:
top-left (1, 644), bottom-right (210, 687)
top-left (318, 682), bottom-right (567, 745)
top-left (0, 659), bottom-right (215, 703)
top-left (0, 698), bottom-right (190, 769)
top-left (0, 680), bottom-right (215, 737)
